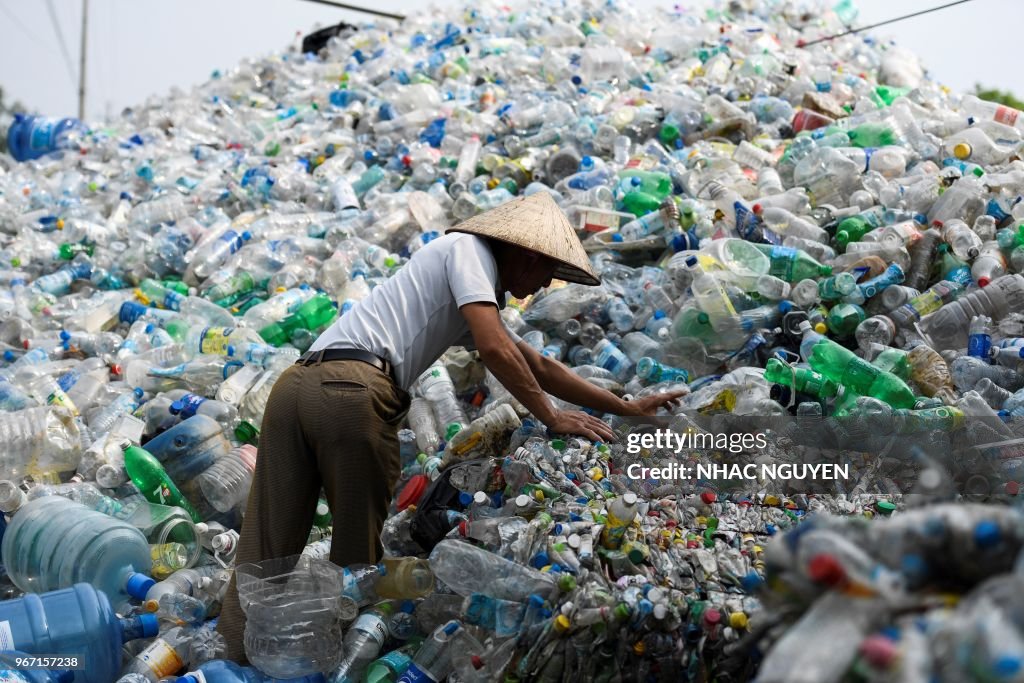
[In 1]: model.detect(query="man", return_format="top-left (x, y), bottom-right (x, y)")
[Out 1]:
top-left (217, 193), bottom-right (684, 660)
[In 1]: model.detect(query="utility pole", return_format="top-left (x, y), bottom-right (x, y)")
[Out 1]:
top-left (78, 0), bottom-right (88, 119)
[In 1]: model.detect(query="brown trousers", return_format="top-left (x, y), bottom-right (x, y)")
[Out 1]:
top-left (216, 358), bottom-right (410, 662)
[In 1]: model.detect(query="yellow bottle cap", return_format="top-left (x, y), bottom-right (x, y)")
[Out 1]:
top-left (813, 322), bottom-right (828, 334)
top-left (729, 612), bottom-right (748, 629)
top-left (764, 494), bottom-right (780, 506)
top-left (554, 614), bottom-right (571, 632)
top-left (633, 641), bottom-right (646, 655)
top-left (953, 142), bottom-right (972, 160)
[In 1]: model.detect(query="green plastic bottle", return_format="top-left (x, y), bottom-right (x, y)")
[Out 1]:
top-left (846, 123), bottom-right (898, 148)
top-left (835, 214), bottom-right (884, 250)
top-left (750, 244), bottom-right (832, 282)
top-left (798, 321), bottom-right (916, 409)
top-left (618, 170), bottom-right (672, 198)
top-left (620, 190), bottom-right (662, 217)
top-left (122, 443), bottom-right (202, 523)
top-left (763, 357), bottom-right (839, 399)
top-left (672, 307), bottom-right (717, 343)
top-left (259, 292), bottom-right (338, 347)
top-left (870, 346), bottom-right (912, 381)
top-left (826, 303), bottom-right (866, 338)
top-left (818, 272), bottom-right (858, 301)
top-left (203, 270), bottom-right (258, 305)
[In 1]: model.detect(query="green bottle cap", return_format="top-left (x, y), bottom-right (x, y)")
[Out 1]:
top-left (235, 421), bottom-right (260, 444)
top-left (445, 423), bottom-right (462, 441)
top-left (876, 500), bottom-right (897, 515)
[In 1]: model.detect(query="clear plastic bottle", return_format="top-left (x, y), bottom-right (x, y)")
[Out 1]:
top-left (428, 540), bottom-right (557, 601)
top-left (917, 274), bottom-right (1024, 349)
top-left (196, 445), bottom-right (257, 513)
top-left (122, 625), bottom-right (193, 682)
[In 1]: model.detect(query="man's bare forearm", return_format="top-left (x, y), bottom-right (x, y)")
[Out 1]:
top-left (535, 354), bottom-right (633, 415)
top-left (479, 342), bottom-right (558, 424)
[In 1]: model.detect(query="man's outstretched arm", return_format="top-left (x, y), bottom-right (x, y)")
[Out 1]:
top-left (461, 302), bottom-right (617, 443)
top-left (513, 335), bottom-right (685, 416)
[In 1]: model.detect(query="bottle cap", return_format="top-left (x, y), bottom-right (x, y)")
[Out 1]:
top-left (978, 277), bottom-right (991, 288)
top-left (126, 572), bottom-right (156, 599)
top-left (701, 491), bottom-right (717, 505)
top-left (138, 613), bottom-right (160, 638)
top-left (975, 520), bottom-right (1001, 548)
top-left (807, 554), bottom-right (845, 586)
top-left (729, 612), bottom-right (748, 629)
top-left (623, 492), bottom-right (638, 506)
top-left (953, 142), bottom-right (972, 160)
top-left (397, 474), bottom-right (429, 511)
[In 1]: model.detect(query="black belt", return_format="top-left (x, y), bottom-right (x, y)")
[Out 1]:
top-left (296, 348), bottom-right (394, 381)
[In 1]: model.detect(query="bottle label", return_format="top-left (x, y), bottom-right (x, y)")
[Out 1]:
top-left (0, 620), bottom-right (14, 649)
top-left (198, 327), bottom-right (234, 355)
top-left (139, 640), bottom-right (184, 678)
top-left (397, 663), bottom-right (437, 683)
top-left (175, 393), bottom-right (207, 418)
top-left (219, 230), bottom-right (245, 254)
top-left (351, 613), bottom-right (388, 646)
top-left (995, 105), bottom-right (1020, 127)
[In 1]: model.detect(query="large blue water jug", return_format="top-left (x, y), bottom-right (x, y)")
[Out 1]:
top-left (142, 414), bottom-right (237, 526)
top-left (1, 496), bottom-right (154, 609)
top-left (179, 659), bottom-right (325, 683)
top-left (0, 584), bottom-right (158, 683)
top-left (142, 414), bottom-right (230, 483)
top-left (5, 115), bottom-right (86, 162)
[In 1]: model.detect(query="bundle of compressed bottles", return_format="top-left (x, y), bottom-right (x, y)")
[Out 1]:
top-left (4, 0), bottom-right (1024, 679)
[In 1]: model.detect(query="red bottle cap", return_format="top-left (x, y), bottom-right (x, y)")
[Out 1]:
top-left (397, 474), bottom-right (429, 511)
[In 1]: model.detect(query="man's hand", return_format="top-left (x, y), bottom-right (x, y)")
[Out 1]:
top-left (546, 409), bottom-right (617, 443)
top-left (619, 390), bottom-right (688, 416)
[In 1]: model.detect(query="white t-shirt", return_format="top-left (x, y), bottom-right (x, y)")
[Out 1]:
top-left (309, 233), bottom-right (521, 390)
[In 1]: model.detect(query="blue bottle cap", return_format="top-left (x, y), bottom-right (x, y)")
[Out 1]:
top-left (532, 551), bottom-right (549, 568)
top-left (241, 231), bottom-right (253, 241)
top-left (900, 554), bottom-right (927, 582)
top-left (133, 387), bottom-right (144, 399)
top-left (400, 600), bottom-right (415, 613)
top-left (126, 572), bottom-right (156, 600)
top-left (2, 351), bottom-right (14, 362)
top-left (529, 594), bottom-right (545, 608)
top-left (458, 491), bottom-right (473, 506)
top-left (443, 621), bottom-right (460, 636)
top-left (60, 330), bottom-right (72, 341)
top-left (177, 677), bottom-right (200, 683)
top-left (779, 301), bottom-right (793, 314)
top-left (995, 656), bottom-right (1023, 677)
top-left (139, 613), bottom-right (160, 638)
top-left (169, 400), bottom-right (184, 415)
top-left (975, 520), bottom-right (1001, 548)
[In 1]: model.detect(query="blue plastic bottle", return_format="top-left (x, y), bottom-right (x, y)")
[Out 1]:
top-left (0, 584), bottom-right (158, 683)
top-left (1, 496), bottom-right (154, 610)
top-left (6, 115), bottom-right (86, 162)
top-left (178, 659), bottom-right (325, 683)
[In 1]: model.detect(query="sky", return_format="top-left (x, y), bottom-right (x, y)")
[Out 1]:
top-left (0, 0), bottom-right (1020, 123)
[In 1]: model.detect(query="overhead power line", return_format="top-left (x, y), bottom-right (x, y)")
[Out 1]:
top-left (799, 0), bottom-right (976, 47)
top-left (44, 0), bottom-right (79, 86)
top-left (297, 0), bottom-right (405, 22)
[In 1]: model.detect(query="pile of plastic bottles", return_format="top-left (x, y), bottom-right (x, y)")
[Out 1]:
top-left (6, 0), bottom-right (1024, 679)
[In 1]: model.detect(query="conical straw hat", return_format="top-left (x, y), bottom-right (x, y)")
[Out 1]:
top-left (446, 193), bottom-right (600, 286)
